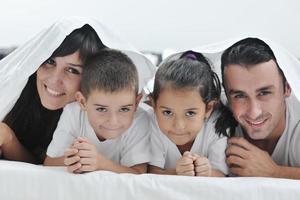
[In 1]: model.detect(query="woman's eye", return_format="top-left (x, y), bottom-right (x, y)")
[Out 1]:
top-left (162, 110), bottom-right (173, 117)
top-left (66, 67), bottom-right (81, 75)
top-left (96, 107), bottom-right (107, 112)
top-left (44, 58), bottom-right (56, 66)
top-left (186, 111), bottom-right (196, 117)
top-left (120, 107), bottom-right (130, 112)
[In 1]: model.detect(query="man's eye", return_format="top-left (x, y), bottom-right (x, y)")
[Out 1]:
top-left (96, 107), bottom-right (107, 112)
top-left (258, 91), bottom-right (271, 96)
top-left (120, 107), bottom-right (130, 112)
top-left (186, 111), bottom-right (196, 117)
top-left (234, 94), bottom-right (246, 99)
top-left (162, 110), bottom-right (173, 117)
top-left (66, 67), bottom-right (81, 75)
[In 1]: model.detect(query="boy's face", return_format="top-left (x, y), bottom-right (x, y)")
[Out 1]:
top-left (224, 60), bottom-right (291, 140)
top-left (76, 89), bottom-right (141, 141)
top-left (153, 87), bottom-right (214, 146)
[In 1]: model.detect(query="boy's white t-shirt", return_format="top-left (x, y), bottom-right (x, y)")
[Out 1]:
top-left (235, 94), bottom-right (300, 167)
top-left (47, 102), bottom-right (151, 167)
top-left (149, 109), bottom-right (229, 174)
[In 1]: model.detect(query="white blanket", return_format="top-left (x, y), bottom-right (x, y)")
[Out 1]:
top-left (0, 160), bottom-right (299, 200)
top-left (0, 16), bottom-right (156, 121)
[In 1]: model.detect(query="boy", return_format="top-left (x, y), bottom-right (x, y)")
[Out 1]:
top-left (44, 49), bottom-right (151, 174)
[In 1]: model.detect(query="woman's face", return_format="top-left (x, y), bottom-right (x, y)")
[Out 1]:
top-left (36, 51), bottom-right (83, 110)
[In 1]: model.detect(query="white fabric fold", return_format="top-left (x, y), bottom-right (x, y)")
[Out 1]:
top-left (0, 17), bottom-right (156, 120)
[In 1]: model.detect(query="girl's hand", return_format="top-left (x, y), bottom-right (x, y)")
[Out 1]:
top-left (194, 155), bottom-right (212, 177)
top-left (176, 151), bottom-right (195, 176)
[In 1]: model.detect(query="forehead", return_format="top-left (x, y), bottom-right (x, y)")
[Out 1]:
top-left (224, 60), bottom-right (283, 92)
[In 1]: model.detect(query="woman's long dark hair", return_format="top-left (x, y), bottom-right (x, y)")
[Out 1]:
top-left (3, 24), bottom-right (105, 163)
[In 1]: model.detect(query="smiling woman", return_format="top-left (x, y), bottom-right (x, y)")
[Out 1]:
top-left (0, 17), bottom-right (156, 164)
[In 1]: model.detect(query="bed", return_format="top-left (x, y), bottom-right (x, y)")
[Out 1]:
top-left (0, 160), bottom-right (299, 200)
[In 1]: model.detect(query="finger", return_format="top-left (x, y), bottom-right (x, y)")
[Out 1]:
top-left (225, 145), bottom-right (249, 159)
top-left (194, 157), bottom-right (209, 166)
top-left (182, 151), bottom-right (194, 159)
top-left (178, 157), bottom-right (194, 165)
top-left (67, 162), bottom-right (82, 173)
top-left (177, 164), bottom-right (194, 173)
top-left (195, 165), bottom-right (209, 173)
top-left (64, 155), bottom-right (81, 166)
top-left (64, 148), bottom-right (78, 157)
top-left (230, 166), bottom-right (245, 176)
top-left (76, 137), bottom-right (90, 143)
top-left (78, 150), bottom-right (94, 158)
top-left (79, 157), bottom-right (97, 165)
top-left (228, 137), bottom-right (255, 151)
top-left (178, 170), bottom-right (195, 176)
top-left (73, 142), bottom-right (93, 150)
top-left (226, 155), bottom-right (246, 168)
top-left (80, 164), bottom-right (96, 172)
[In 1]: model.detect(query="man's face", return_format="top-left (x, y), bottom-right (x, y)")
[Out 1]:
top-left (224, 60), bottom-right (291, 140)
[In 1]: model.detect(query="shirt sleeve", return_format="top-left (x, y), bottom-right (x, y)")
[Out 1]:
top-left (148, 112), bottom-right (166, 169)
top-left (207, 134), bottom-right (229, 175)
top-left (120, 109), bottom-right (152, 167)
top-left (46, 103), bottom-right (80, 158)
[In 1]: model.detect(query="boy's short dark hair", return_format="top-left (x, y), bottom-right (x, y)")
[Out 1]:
top-left (81, 49), bottom-right (139, 97)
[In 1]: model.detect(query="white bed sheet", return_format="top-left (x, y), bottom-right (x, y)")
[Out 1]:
top-left (0, 160), bottom-right (299, 200)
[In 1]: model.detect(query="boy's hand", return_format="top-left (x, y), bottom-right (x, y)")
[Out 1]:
top-left (73, 137), bottom-right (102, 172)
top-left (64, 148), bottom-right (81, 173)
top-left (194, 155), bottom-right (212, 177)
top-left (176, 151), bottom-right (195, 176)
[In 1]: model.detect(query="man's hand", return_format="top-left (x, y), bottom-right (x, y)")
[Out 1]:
top-left (226, 137), bottom-right (279, 177)
top-left (176, 151), bottom-right (195, 176)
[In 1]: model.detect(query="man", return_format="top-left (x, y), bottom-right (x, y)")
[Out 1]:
top-left (221, 38), bottom-right (300, 179)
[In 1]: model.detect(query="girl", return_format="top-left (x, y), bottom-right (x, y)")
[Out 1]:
top-left (148, 51), bottom-right (228, 177)
top-left (0, 17), bottom-right (155, 164)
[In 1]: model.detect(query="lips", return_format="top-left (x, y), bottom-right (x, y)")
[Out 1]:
top-left (245, 118), bottom-right (268, 128)
top-left (45, 85), bottom-right (65, 97)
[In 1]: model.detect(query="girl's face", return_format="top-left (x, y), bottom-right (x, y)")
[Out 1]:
top-left (154, 87), bottom-right (214, 146)
top-left (36, 51), bottom-right (83, 110)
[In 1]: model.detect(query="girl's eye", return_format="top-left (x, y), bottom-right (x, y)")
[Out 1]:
top-left (186, 111), bottom-right (196, 117)
top-left (162, 110), bottom-right (173, 117)
top-left (120, 107), bottom-right (130, 112)
top-left (66, 67), bottom-right (81, 75)
top-left (96, 107), bottom-right (107, 112)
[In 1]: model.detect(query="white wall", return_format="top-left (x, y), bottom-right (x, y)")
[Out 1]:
top-left (0, 0), bottom-right (299, 56)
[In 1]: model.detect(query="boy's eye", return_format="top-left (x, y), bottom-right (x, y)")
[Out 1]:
top-left (120, 107), bottom-right (130, 112)
top-left (96, 107), bottom-right (107, 112)
top-left (162, 110), bottom-right (173, 117)
top-left (186, 111), bottom-right (196, 117)
top-left (66, 67), bottom-right (81, 75)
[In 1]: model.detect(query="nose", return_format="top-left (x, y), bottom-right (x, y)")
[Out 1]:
top-left (107, 112), bottom-right (119, 126)
top-left (174, 116), bottom-right (186, 131)
top-left (49, 68), bottom-right (65, 85)
top-left (247, 99), bottom-right (263, 120)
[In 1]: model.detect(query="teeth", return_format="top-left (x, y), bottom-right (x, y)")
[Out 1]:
top-left (46, 87), bottom-right (64, 96)
top-left (248, 120), bottom-right (265, 125)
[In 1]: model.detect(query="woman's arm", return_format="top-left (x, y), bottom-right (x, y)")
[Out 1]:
top-left (0, 122), bottom-right (36, 163)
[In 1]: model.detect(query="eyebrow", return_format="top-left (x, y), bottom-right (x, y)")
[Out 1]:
top-left (228, 85), bottom-right (275, 95)
top-left (68, 63), bottom-right (83, 68)
top-left (159, 106), bottom-right (199, 110)
top-left (93, 104), bottom-right (134, 107)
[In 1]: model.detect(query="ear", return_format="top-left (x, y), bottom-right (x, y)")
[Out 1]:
top-left (204, 100), bottom-right (216, 118)
top-left (135, 93), bottom-right (143, 105)
top-left (75, 91), bottom-right (87, 111)
top-left (284, 81), bottom-right (291, 98)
